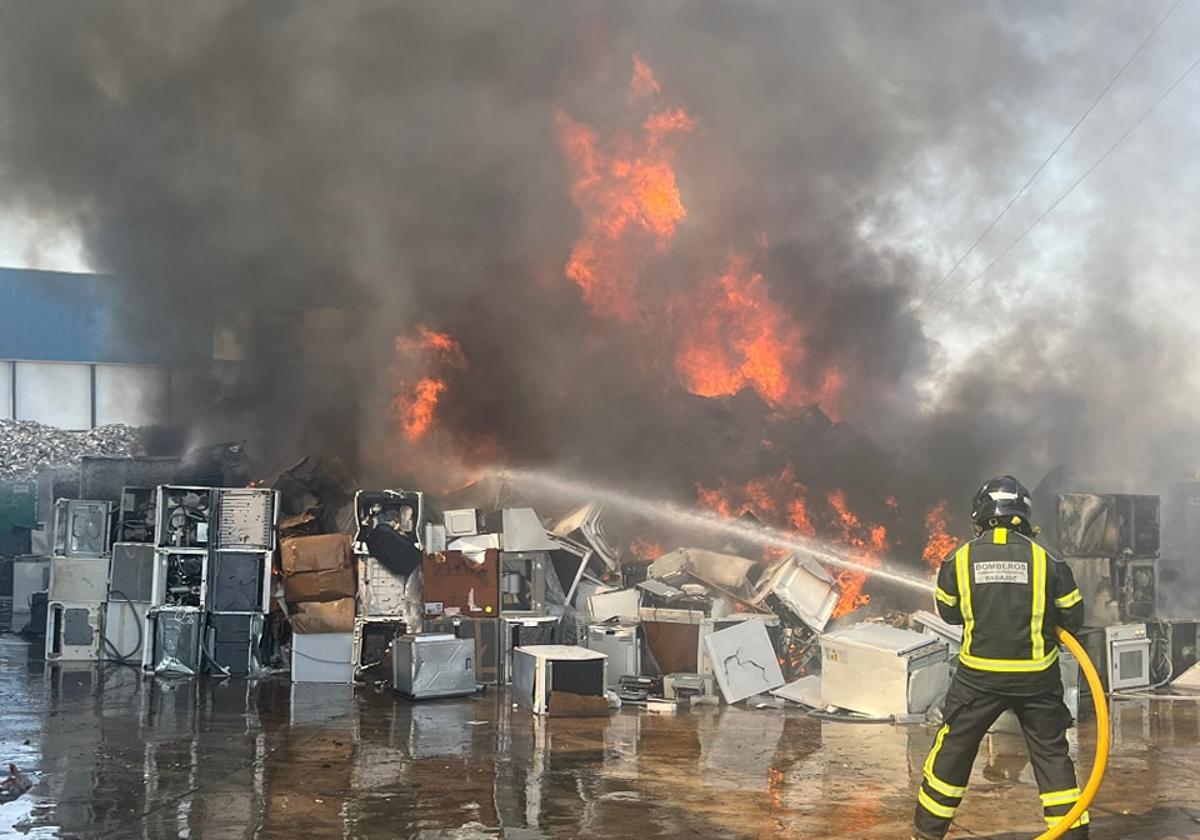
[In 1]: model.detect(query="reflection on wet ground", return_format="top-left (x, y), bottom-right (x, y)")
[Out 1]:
top-left (2, 635), bottom-right (1199, 839)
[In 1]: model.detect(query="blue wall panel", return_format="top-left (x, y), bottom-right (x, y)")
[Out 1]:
top-left (0, 268), bottom-right (210, 364)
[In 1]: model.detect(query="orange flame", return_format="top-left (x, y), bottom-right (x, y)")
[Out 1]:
top-left (826, 489), bottom-right (885, 618)
top-left (557, 56), bottom-right (847, 421)
top-left (696, 473), bottom-right (890, 617)
top-left (396, 378), bottom-right (447, 442)
top-left (673, 253), bottom-right (843, 413)
top-left (629, 538), bottom-right (664, 561)
top-left (556, 58), bottom-right (694, 320)
top-left (922, 500), bottom-right (959, 571)
top-left (630, 54), bottom-right (661, 99)
top-left (697, 466), bottom-right (812, 532)
top-left (391, 325), bottom-right (467, 443)
top-left (695, 484), bottom-right (734, 518)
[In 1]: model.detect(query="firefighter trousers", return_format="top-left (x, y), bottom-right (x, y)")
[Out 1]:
top-left (913, 674), bottom-right (1088, 839)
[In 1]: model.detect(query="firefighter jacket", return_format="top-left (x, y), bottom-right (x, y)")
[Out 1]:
top-left (935, 526), bottom-right (1084, 689)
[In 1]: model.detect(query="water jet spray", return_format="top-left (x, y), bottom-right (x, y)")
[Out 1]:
top-left (494, 467), bottom-right (936, 597)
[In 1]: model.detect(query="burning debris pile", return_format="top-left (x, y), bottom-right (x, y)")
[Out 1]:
top-left (40, 442), bottom-right (1198, 722)
top-left (0, 421), bottom-right (144, 482)
top-left (366, 484), bottom-right (956, 719)
top-left (49, 441), bottom-right (947, 720)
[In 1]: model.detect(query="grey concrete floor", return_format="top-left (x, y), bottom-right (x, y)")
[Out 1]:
top-left (2, 635), bottom-right (1199, 839)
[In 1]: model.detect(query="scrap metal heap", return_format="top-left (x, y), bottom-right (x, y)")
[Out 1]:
top-left (0, 421), bottom-right (144, 482)
top-left (36, 459), bottom-right (1200, 723)
top-left (21, 454), bottom-right (960, 719)
top-left (262, 473), bottom-right (960, 719)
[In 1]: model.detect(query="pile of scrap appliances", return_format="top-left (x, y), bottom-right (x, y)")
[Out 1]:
top-left (22, 451), bottom-right (1200, 722)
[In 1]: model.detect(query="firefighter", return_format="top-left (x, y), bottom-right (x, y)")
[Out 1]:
top-left (912, 475), bottom-right (1087, 840)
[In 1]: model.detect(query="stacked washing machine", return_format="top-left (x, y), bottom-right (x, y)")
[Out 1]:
top-left (141, 486), bottom-right (277, 677)
top-left (46, 500), bottom-right (113, 661)
top-left (351, 490), bottom-right (424, 675)
top-left (102, 485), bottom-right (159, 666)
top-left (204, 488), bottom-right (277, 677)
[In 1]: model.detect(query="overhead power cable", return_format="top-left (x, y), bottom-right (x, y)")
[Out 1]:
top-left (934, 48), bottom-right (1200, 313)
top-left (913, 0), bottom-right (1186, 311)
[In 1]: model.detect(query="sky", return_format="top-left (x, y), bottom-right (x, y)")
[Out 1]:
top-left (0, 213), bottom-right (90, 273)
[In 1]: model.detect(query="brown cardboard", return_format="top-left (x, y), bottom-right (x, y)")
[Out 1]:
top-left (289, 596), bottom-right (356, 634)
top-left (284, 567), bottom-right (357, 604)
top-left (281, 533), bottom-right (351, 575)
top-left (547, 691), bottom-right (610, 717)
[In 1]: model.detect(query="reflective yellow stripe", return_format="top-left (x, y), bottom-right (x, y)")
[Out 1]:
top-left (1031, 543), bottom-right (1047, 660)
top-left (923, 724), bottom-right (949, 779)
top-left (1040, 787), bottom-right (1081, 807)
top-left (918, 789), bottom-right (957, 819)
top-left (924, 770), bottom-right (966, 799)
top-left (992, 527), bottom-right (1007, 545)
top-left (920, 725), bottom-right (966, 809)
top-left (1055, 589), bottom-right (1082, 609)
top-left (1044, 812), bottom-right (1090, 828)
top-left (958, 648), bottom-right (1059, 673)
top-left (956, 545), bottom-right (973, 655)
top-left (935, 588), bottom-right (958, 607)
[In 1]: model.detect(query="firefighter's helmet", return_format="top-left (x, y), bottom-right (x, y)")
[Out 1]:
top-left (971, 475), bottom-right (1034, 535)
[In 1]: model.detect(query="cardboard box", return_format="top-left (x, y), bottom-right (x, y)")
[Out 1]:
top-left (284, 566), bottom-right (357, 604)
top-left (281, 534), bottom-right (351, 575)
top-left (289, 597), bottom-right (356, 634)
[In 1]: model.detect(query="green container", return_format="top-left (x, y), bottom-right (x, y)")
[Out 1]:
top-left (0, 482), bottom-right (38, 533)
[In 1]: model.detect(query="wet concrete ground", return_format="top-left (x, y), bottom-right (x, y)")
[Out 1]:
top-left (2, 635), bottom-right (1199, 840)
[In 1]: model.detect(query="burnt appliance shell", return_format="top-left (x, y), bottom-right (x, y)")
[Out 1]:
top-left (204, 612), bottom-right (264, 677)
top-left (355, 489), bottom-right (424, 578)
top-left (427, 615), bottom-right (502, 684)
top-left (156, 486), bottom-right (214, 550)
top-left (109, 542), bottom-right (156, 604)
top-left (46, 602), bottom-right (102, 661)
top-left (512, 645), bottom-right (607, 715)
top-left (53, 499), bottom-right (113, 558)
top-left (215, 488), bottom-right (279, 551)
top-left (355, 618), bottom-right (408, 671)
top-left (146, 607), bottom-right (203, 676)
top-left (502, 615), bottom-right (558, 682)
top-left (152, 550), bottom-right (206, 608)
top-left (1057, 493), bottom-right (1160, 559)
top-left (499, 551), bottom-right (547, 614)
top-left (117, 486), bottom-right (157, 543)
top-left (207, 550), bottom-right (270, 613)
top-left (392, 634), bottom-right (477, 700)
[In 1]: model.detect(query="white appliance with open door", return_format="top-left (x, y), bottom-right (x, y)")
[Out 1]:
top-left (1106, 623), bottom-right (1151, 691)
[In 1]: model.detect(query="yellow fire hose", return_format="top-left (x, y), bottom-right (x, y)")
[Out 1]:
top-left (1034, 628), bottom-right (1109, 840)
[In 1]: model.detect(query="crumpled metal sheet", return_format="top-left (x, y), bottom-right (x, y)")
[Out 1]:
top-left (0, 420), bottom-right (143, 482)
top-left (154, 608), bottom-right (201, 676)
top-left (648, 547), bottom-right (758, 598)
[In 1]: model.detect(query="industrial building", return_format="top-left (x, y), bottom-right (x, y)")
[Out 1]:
top-left (0, 267), bottom-right (212, 429)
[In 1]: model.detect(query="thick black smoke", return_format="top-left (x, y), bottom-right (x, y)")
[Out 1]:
top-left (1, 1), bottom-right (1196, 557)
